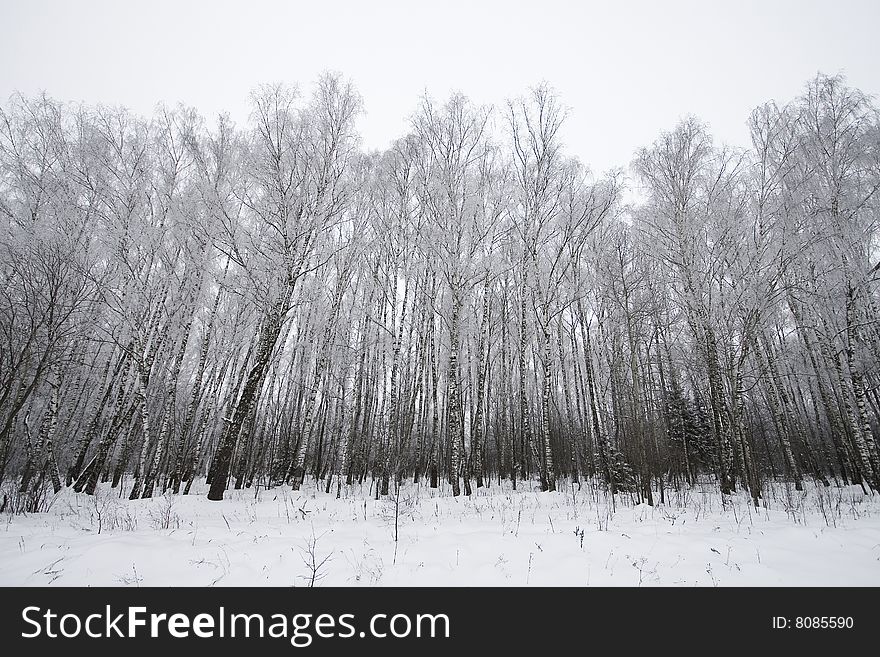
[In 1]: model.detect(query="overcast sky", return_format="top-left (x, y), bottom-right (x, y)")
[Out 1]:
top-left (2, 0), bottom-right (879, 174)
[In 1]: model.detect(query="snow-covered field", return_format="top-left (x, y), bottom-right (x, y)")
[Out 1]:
top-left (2, 479), bottom-right (879, 586)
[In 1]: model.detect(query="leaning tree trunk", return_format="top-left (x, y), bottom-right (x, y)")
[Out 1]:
top-left (757, 333), bottom-right (803, 491)
top-left (67, 346), bottom-right (125, 485)
top-left (33, 366), bottom-right (63, 496)
top-left (581, 313), bottom-right (613, 493)
top-left (288, 266), bottom-right (350, 490)
top-left (845, 284), bottom-right (880, 490)
top-left (790, 298), bottom-right (853, 483)
top-left (208, 296), bottom-right (289, 501)
top-left (171, 266), bottom-right (226, 493)
top-left (128, 361), bottom-right (155, 500)
top-left (143, 308), bottom-right (196, 498)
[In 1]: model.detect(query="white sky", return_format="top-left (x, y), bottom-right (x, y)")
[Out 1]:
top-left (2, 0), bottom-right (879, 174)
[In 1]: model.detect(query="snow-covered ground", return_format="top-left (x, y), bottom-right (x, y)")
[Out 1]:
top-left (2, 478), bottom-right (879, 586)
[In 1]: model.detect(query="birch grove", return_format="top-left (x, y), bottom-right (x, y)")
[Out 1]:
top-left (1, 72), bottom-right (878, 506)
